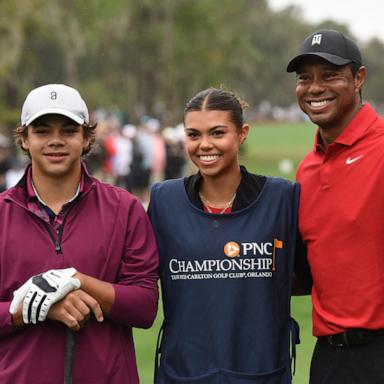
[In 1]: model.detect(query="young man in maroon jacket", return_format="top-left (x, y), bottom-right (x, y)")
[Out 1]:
top-left (0, 84), bottom-right (159, 384)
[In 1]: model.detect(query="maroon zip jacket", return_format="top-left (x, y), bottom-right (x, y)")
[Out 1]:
top-left (0, 164), bottom-right (159, 384)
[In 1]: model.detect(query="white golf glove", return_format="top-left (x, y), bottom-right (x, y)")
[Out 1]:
top-left (9, 267), bottom-right (81, 324)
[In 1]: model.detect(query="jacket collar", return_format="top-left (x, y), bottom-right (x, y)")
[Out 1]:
top-left (7, 162), bottom-right (94, 205)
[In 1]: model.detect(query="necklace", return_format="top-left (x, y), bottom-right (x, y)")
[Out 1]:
top-left (199, 192), bottom-right (236, 214)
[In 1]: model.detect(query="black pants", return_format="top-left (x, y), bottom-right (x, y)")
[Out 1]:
top-left (310, 337), bottom-right (384, 384)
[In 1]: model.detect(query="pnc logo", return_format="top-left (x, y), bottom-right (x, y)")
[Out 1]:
top-left (224, 241), bottom-right (240, 258)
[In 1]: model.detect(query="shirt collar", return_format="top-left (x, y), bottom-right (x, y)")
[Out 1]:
top-left (314, 103), bottom-right (377, 152)
top-left (314, 130), bottom-right (326, 153)
top-left (26, 166), bottom-right (85, 203)
top-left (334, 104), bottom-right (377, 146)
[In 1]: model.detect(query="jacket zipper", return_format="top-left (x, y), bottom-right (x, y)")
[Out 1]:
top-left (40, 201), bottom-right (78, 254)
top-left (40, 220), bottom-right (63, 254)
top-left (5, 184), bottom-right (93, 255)
top-left (5, 179), bottom-right (95, 384)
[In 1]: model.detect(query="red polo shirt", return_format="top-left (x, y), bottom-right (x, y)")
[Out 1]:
top-left (297, 104), bottom-right (384, 337)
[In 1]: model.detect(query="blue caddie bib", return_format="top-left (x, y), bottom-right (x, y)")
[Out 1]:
top-left (149, 177), bottom-right (300, 384)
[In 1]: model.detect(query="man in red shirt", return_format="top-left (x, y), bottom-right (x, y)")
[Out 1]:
top-left (287, 29), bottom-right (384, 383)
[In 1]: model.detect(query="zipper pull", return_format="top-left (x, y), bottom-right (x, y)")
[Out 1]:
top-left (55, 239), bottom-right (62, 254)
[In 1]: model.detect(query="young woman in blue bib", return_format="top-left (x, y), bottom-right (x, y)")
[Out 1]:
top-left (148, 87), bottom-right (310, 384)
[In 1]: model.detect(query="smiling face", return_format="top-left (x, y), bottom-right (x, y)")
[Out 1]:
top-left (295, 56), bottom-right (366, 134)
top-left (21, 114), bottom-right (89, 181)
top-left (184, 109), bottom-right (249, 179)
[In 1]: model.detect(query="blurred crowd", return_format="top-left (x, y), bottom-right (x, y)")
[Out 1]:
top-left (0, 111), bottom-right (189, 205)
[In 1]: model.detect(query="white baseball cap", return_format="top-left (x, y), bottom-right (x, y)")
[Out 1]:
top-left (21, 84), bottom-right (89, 126)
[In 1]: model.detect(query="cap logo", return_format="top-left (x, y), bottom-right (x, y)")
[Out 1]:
top-left (50, 91), bottom-right (57, 100)
top-left (311, 34), bottom-right (322, 45)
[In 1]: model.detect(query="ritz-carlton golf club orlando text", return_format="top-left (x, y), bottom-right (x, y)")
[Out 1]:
top-left (169, 239), bottom-right (284, 281)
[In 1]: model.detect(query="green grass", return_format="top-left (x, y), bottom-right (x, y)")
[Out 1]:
top-left (240, 120), bottom-right (317, 179)
top-left (134, 121), bottom-right (318, 383)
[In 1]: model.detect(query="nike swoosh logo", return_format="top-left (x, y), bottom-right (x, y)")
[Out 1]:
top-left (346, 155), bottom-right (364, 165)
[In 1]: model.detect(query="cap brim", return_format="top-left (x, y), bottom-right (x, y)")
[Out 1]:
top-left (286, 52), bottom-right (352, 72)
top-left (23, 108), bottom-right (86, 126)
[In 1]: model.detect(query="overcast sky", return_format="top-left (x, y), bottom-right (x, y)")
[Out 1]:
top-left (268, 0), bottom-right (383, 43)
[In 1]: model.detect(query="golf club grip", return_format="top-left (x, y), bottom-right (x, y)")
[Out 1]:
top-left (64, 328), bottom-right (75, 384)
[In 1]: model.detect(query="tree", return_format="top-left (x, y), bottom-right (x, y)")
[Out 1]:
top-left (1, 0), bottom-right (384, 132)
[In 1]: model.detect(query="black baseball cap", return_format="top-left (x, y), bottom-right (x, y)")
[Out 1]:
top-left (287, 29), bottom-right (362, 73)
